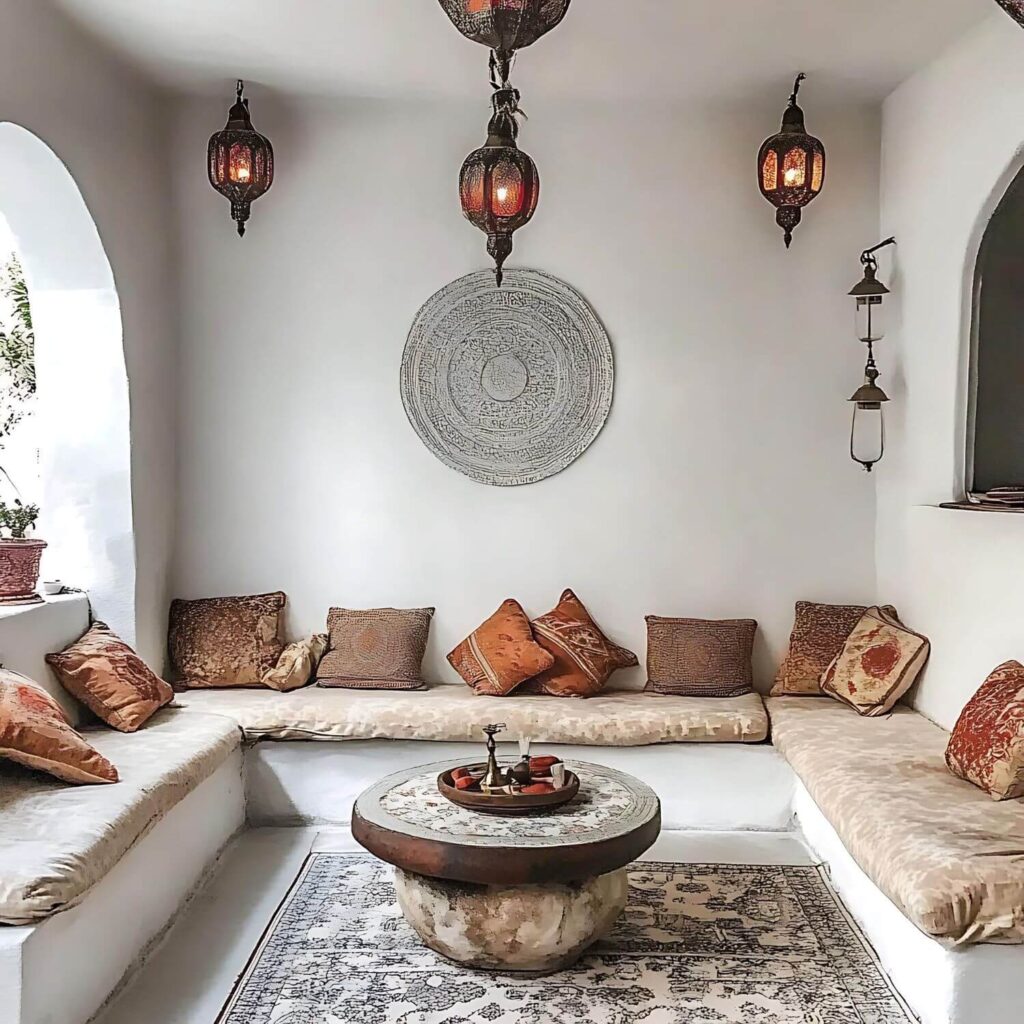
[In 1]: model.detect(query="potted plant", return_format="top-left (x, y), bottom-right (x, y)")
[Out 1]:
top-left (0, 499), bottom-right (44, 605)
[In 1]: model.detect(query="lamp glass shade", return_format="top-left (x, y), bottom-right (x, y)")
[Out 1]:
top-left (850, 404), bottom-right (885, 471)
top-left (855, 296), bottom-right (885, 343)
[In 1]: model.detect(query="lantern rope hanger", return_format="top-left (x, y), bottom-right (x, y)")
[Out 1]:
top-left (438, 0), bottom-right (573, 285)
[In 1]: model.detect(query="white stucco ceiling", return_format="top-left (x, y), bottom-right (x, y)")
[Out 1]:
top-left (52, 0), bottom-right (989, 103)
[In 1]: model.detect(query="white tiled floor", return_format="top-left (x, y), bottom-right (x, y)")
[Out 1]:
top-left (93, 828), bottom-right (816, 1024)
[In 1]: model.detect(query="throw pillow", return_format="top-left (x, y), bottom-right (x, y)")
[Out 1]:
top-left (771, 601), bottom-right (897, 697)
top-left (644, 616), bottom-right (757, 697)
top-left (0, 669), bottom-right (118, 784)
top-left (317, 607), bottom-right (434, 690)
top-left (46, 621), bottom-right (174, 733)
top-left (527, 589), bottom-right (638, 699)
top-left (946, 661), bottom-right (1024, 801)
top-left (169, 592), bottom-right (287, 688)
top-left (263, 634), bottom-right (328, 693)
top-left (448, 599), bottom-right (555, 696)
top-left (820, 606), bottom-right (930, 717)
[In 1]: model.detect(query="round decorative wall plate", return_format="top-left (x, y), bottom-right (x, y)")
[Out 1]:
top-left (400, 269), bottom-right (614, 487)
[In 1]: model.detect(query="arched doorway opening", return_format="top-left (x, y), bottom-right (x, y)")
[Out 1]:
top-left (0, 122), bottom-right (135, 641)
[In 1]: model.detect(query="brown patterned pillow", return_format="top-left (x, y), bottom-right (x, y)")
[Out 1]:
top-left (946, 661), bottom-right (1024, 801)
top-left (263, 634), bottom-right (328, 693)
top-left (448, 599), bottom-right (555, 696)
top-left (317, 608), bottom-right (434, 690)
top-left (771, 601), bottom-right (897, 697)
top-left (820, 607), bottom-right (930, 717)
top-left (0, 669), bottom-right (118, 784)
top-left (169, 592), bottom-right (286, 688)
top-left (526, 590), bottom-right (638, 699)
top-left (644, 616), bottom-right (757, 697)
top-left (46, 622), bottom-right (174, 732)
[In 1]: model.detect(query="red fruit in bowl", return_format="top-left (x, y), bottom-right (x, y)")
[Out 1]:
top-left (529, 756), bottom-right (561, 772)
top-left (454, 776), bottom-right (478, 791)
top-left (521, 783), bottom-right (556, 795)
top-left (452, 767), bottom-right (471, 781)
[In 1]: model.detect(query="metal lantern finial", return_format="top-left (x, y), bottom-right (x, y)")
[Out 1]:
top-left (758, 73), bottom-right (826, 247)
top-left (208, 80), bottom-right (275, 237)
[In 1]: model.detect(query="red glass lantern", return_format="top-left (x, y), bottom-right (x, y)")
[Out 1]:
top-left (758, 74), bottom-right (826, 247)
top-left (460, 86), bottom-right (540, 286)
top-left (996, 1), bottom-right (1024, 26)
top-left (437, 0), bottom-right (572, 58)
top-left (208, 80), bottom-right (274, 237)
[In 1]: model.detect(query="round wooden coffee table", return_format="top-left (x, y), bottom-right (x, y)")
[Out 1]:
top-left (351, 759), bottom-right (661, 973)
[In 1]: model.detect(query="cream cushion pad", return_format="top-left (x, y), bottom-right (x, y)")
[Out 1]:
top-left (0, 710), bottom-right (240, 924)
top-left (173, 686), bottom-right (769, 745)
top-left (769, 696), bottom-right (1024, 945)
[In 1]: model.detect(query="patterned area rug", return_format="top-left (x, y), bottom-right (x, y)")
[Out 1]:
top-left (218, 855), bottom-right (916, 1023)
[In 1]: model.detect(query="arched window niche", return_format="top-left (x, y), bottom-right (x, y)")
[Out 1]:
top-left (0, 122), bottom-right (135, 642)
top-left (966, 161), bottom-right (1024, 502)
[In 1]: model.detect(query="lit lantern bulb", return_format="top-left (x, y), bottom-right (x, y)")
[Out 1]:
top-left (232, 161), bottom-right (251, 183)
top-left (784, 167), bottom-right (800, 186)
top-left (496, 186), bottom-right (509, 203)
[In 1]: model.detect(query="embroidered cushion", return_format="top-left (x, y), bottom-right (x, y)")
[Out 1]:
top-left (46, 621), bottom-right (174, 732)
top-left (645, 616), bottom-right (757, 697)
top-left (263, 634), bottom-right (328, 693)
top-left (820, 606), bottom-right (930, 717)
top-left (946, 661), bottom-right (1024, 801)
top-left (772, 601), bottom-right (896, 697)
top-left (0, 669), bottom-right (118, 784)
top-left (527, 589), bottom-right (638, 699)
top-left (169, 592), bottom-right (287, 688)
top-left (448, 599), bottom-right (555, 696)
top-left (317, 608), bottom-right (434, 690)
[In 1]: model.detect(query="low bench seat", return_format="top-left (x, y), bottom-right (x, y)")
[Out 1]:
top-left (172, 685), bottom-right (770, 745)
top-left (768, 696), bottom-right (1024, 946)
top-left (0, 709), bottom-right (240, 924)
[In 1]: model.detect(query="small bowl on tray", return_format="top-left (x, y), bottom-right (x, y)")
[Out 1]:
top-left (437, 764), bottom-right (580, 816)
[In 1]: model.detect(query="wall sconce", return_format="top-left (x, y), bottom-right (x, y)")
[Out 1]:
top-left (848, 237), bottom-right (896, 472)
top-left (758, 74), bottom-right (826, 247)
top-left (208, 80), bottom-right (275, 237)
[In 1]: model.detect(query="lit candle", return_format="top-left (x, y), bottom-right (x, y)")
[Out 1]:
top-left (233, 162), bottom-right (251, 184)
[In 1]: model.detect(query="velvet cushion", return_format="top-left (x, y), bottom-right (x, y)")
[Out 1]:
top-left (317, 608), bottom-right (434, 690)
top-left (169, 592), bottom-right (287, 688)
top-left (946, 660), bottom-right (1024, 801)
top-left (820, 606), bottom-right (930, 717)
top-left (263, 634), bottom-right (328, 693)
top-left (447, 599), bottom-right (555, 696)
top-left (527, 589), bottom-right (638, 699)
top-left (644, 616), bottom-right (756, 697)
top-left (46, 621), bottom-right (174, 732)
top-left (0, 669), bottom-right (118, 784)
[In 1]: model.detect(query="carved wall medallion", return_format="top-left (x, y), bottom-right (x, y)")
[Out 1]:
top-left (400, 269), bottom-right (614, 487)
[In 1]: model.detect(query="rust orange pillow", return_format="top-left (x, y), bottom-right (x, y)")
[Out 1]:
top-left (528, 589), bottom-right (638, 698)
top-left (946, 661), bottom-right (1024, 801)
top-left (47, 621), bottom-right (174, 733)
top-left (820, 606), bottom-right (930, 717)
top-left (0, 669), bottom-right (118, 784)
top-left (448, 599), bottom-right (554, 696)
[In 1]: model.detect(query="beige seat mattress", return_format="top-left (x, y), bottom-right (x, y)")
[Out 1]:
top-left (172, 686), bottom-right (769, 746)
top-left (769, 696), bottom-right (1024, 945)
top-left (0, 709), bottom-right (240, 925)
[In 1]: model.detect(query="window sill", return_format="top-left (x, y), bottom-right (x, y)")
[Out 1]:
top-left (0, 591), bottom-right (89, 622)
top-left (937, 501), bottom-right (1024, 515)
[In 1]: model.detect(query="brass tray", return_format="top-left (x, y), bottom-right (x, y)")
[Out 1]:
top-left (437, 764), bottom-right (580, 816)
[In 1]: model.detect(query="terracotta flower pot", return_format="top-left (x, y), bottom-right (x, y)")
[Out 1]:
top-left (0, 538), bottom-right (46, 606)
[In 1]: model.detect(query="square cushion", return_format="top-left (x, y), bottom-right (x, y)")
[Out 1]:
top-left (46, 621), bottom-right (173, 732)
top-left (263, 634), bottom-right (328, 693)
top-left (820, 606), bottom-right (930, 717)
top-left (317, 607), bottom-right (434, 690)
top-left (0, 669), bottom-right (118, 784)
top-left (771, 601), bottom-right (896, 697)
top-left (946, 660), bottom-right (1024, 801)
top-left (448, 599), bottom-right (555, 696)
top-left (527, 589), bottom-right (638, 699)
top-left (644, 616), bottom-right (757, 697)
top-left (169, 592), bottom-right (287, 688)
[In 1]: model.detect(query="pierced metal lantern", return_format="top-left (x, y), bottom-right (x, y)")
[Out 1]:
top-left (996, 1), bottom-right (1024, 27)
top-left (460, 86), bottom-right (540, 287)
top-left (758, 74), bottom-right (826, 247)
top-left (438, 0), bottom-right (572, 58)
top-left (208, 81), bottom-right (274, 237)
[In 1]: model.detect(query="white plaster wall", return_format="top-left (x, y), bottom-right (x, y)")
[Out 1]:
top-left (172, 94), bottom-right (881, 687)
top-left (0, 3), bottom-right (177, 662)
top-left (878, 13), bottom-right (1024, 729)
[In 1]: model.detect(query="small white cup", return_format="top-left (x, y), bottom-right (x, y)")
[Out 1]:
top-left (42, 581), bottom-right (63, 596)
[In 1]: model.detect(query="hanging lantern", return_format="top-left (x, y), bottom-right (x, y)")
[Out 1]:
top-left (460, 84), bottom-right (540, 286)
top-left (208, 80), bottom-right (274, 237)
top-left (848, 238), bottom-right (896, 472)
top-left (758, 74), bottom-right (826, 247)
top-left (995, 1), bottom-right (1024, 27)
top-left (437, 0), bottom-right (572, 57)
